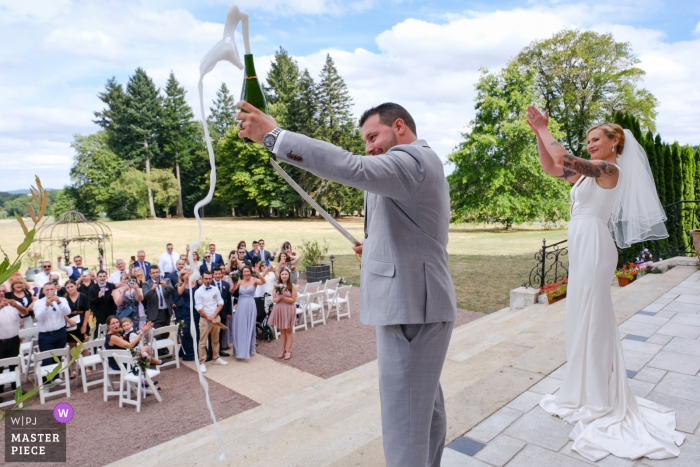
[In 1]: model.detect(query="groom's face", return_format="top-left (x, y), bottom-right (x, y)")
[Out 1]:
top-left (362, 115), bottom-right (399, 156)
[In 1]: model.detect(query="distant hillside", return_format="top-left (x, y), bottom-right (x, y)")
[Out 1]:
top-left (5, 188), bottom-right (58, 194)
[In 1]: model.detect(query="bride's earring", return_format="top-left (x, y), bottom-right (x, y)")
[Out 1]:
top-left (612, 145), bottom-right (615, 153)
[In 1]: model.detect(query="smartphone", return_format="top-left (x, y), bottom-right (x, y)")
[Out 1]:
top-left (131, 255), bottom-right (136, 262)
top-left (266, 259), bottom-right (270, 266)
top-left (52, 279), bottom-right (58, 285)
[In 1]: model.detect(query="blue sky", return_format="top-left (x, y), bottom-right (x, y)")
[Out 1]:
top-left (1, 0), bottom-right (699, 191)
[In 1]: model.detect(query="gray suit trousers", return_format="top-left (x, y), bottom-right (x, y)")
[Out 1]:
top-left (376, 321), bottom-right (454, 467)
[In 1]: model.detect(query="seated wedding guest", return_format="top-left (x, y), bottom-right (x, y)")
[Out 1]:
top-left (34, 261), bottom-right (61, 296)
top-left (113, 273), bottom-right (143, 329)
top-left (208, 244), bottom-right (224, 268)
top-left (34, 282), bottom-right (71, 367)
top-left (176, 268), bottom-right (198, 361)
top-left (120, 317), bottom-right (161, 364)
top-left (78, 270), bottom-right (94, 296)
top-left (0, 288), bottom-right (29, 392)
top-left (56, 255), bottom-right (89, 282)
top-left (158, 243), bottom-right (180, 278)
top-left (63, 279), bottom-right (90, 378)
top-left (212, 268), bottom-right (231, 356)
top-left (103, 316), bottom-right (157, 370)
top-left (108, 259), bottom-right (127, 285)
top-left (231, 262), bottom-right (269, 360)
top-left (268, 269), bottom-right (298, 360)
top-left (7, 276), bottom-right (35, 329)
top-left (130, 250), bottom-right (150, 277)
top-left (142, 266), bottom-right (174, 332)
top-left (89, 270), bottom-right (117, 325)
top-left (194, 271), bottom-right (228, 372)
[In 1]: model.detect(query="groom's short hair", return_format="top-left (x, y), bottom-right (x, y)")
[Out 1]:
top-left (359, 102), bottom-right (417, 136)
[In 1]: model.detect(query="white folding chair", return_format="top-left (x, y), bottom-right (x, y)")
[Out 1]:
top-left (293, 294), bottom-right (309, 333)
top-left (77, 338), bottom-right (105, 393)
top-left (327, 285), bottom-right (352, 320)
top-left (101, 349), bottom-right (131, 401)
top-left (306, 290), bottom-right (327, 327)
top-left (18, 327), bottom-right (38, 382)
top-left (33, 347), bottom-right (71, 404)
top-left (322, 277), bottom-right (341, 304)
top-left (304, 281), bottom-right (322, 294)
top-left (151, 325), bottom-right (180, 370)
top-left (95, 324), bottom-right (109, 340)
top-left (0, 356), bottom-right (23, 409)
top-left (114, 354), bottom-right (162, 413)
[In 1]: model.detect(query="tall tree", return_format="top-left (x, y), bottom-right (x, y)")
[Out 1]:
top-left (448, 63), bottom-right (571, 228)
top-left (315, 54), bottom-right (355, 147)
top-left (207, 82), bottom-right (237, 140)
top-left (93, 77), bottom-right (128, 150)
top-left (162, 71), bottom-right (199, 217)
top-left (517, 29), bottom-right (658, 157)
top-left (681, 145), bottom-right (696, 202)
top-left (265, 47), bottom-right (301, 130)
top-left (695, 147), bottom-right (700, 204)
top-left (296, 69), bottom-right (318, 137)
top-left (671, 142), bottom-right (683, 204)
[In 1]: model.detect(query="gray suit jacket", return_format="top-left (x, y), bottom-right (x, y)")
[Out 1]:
top-left (142, 278), bottom-right (175, 322)
top-left (276, 132), bottom-right (456, 325)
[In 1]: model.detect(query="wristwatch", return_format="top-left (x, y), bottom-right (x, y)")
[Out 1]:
top-left (263, 127), bottom-right (283, 152)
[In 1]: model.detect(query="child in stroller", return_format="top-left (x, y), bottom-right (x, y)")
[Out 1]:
top-left (255, 294), bottom-right (275, 342)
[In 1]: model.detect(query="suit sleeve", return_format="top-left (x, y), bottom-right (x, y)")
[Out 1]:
top-left (275, 131), bottom-right (425, 201)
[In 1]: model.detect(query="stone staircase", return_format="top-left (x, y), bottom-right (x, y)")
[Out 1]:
top-left (108, 267), bottom-right (695, 467)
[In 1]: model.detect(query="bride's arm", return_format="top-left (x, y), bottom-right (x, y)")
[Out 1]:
top-left (534, 125), bottom-right (582, 184)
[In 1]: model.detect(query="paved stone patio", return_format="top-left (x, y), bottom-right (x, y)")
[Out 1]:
top-left (444, 269), bottom-right (700, 467)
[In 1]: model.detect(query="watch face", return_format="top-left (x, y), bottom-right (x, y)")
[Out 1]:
top-left (263, 134), bottom-right (275, 148)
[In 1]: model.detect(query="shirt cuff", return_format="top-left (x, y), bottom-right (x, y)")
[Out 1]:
top-left (271, 130), bottom-right (287, 154)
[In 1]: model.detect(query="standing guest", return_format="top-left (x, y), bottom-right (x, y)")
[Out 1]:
top-left (131, 267), bottom-right (146, 287)
top-left (103, 316), bottom-right (158, 370)
top-left (224, 251), bottom-right (238, 276)
top-left (78, 271), bottom-right (94, 296)
top-left (131, 250), bottom-right (151, 277)
top-left (0, 288), bottom-right (28, 392)
top-left (235, 247), bottom-right (252, 271)
top-left (158, 243), bottom-right (180, 277)
top-left (200, 253), bottom-right (215, 275)
top-left (247, 241), bottom-right (261, 265)
top-left (63, 280), bottom-right (90, 378)
top-left (7, 276), bottom-right (35, 329)
top-left (34, 282), bottom-right (71, 367)
top-left (209, 244), bottom-right (224, 268)
top-left (142, 266), bottom-right (174, 332)
top-left (192, 251), bottom-right (202, 267)
top-left (168, 259), bottom-right (186, 286)
top-left (34, 261), bottom-right (61, 294)
top-left (56, 255), bottom-right (89, 282)
top-left (212, 268), bottom-right (231, 356)
top-left (231, 263), bottom-right (268, 360)
top-left (194, 271), bottom-right (228, 372)
top-left (268, 269), bottom-right (298, 360)
top-left (113, 274), bottom-right (143, 329)
top-left (89, 271), bottom-right (117, 326)
top-left (236, 241), bottom-right (247, 256)
top-left (108, 259), bottom-right (127, 284)
top-left (281, 242), bottom-right (300, 284)
top-left (176, 269), bottom-right (198, 361)
top-left (258, 239), bottom-right (272, 265)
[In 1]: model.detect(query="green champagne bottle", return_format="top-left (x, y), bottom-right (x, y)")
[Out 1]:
top-left (240, 54), bottom-right (268, 143)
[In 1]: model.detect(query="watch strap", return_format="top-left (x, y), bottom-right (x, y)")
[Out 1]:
top-left (264, 128), bottom-right (283, 151)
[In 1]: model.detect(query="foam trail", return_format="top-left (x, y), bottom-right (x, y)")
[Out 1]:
top-left (187, 4), bottom-right (249, 462)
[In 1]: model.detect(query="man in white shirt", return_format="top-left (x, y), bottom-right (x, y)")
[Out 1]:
top-left (194, 271), bottom-right (228, 372)
top-left (0, 288), bottom-right (29, 391)
top-left (108, 259), bottom-right (127, 284)
top-left (34, 283), bottom-right (72, 366)
top-left (34, 261), bottom-right (61, 293)
top-left (158, 243), bottom-right (179, 277)
top-left (56, 255), bottom-right (89, 282)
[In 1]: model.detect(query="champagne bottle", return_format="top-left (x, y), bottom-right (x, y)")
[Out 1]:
top-left (240, 54), bottom-right (268, 143)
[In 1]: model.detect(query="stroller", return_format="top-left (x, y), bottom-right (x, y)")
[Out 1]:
top-left (255, 293), bottom-right (275, 342)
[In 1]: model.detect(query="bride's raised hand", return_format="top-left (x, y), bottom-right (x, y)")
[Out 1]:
top-left (526, 106), bottom-right (548, 135)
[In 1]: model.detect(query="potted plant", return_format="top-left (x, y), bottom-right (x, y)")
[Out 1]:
top-left (25, 250), bottom-right (42, 281)
top-left (299, 239), bottom-right (330, 283)
top-left (540, 278), bottom-right (568, 304)
top-left (615, 263), bottom-right (641, 287)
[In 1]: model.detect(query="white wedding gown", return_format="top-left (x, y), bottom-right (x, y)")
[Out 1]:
top-left (540, 174), bottom-right (685, 461)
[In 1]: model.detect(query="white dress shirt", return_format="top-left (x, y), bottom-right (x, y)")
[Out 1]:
top-left (271, 130), bottom-right (287, 154)
top-left (34, 296), bottom-right (71, 333)
top-left (255, 271), bottom-right (276, 298)
top-left (33, 271), bottom-right (60, 291)
top-left (158, 251), bottom-right (180, 276)
top-left (0, 303), bottom-right (22, 339)
top-left (194, 285), bottom-right (223, 316)
top-left (108, 270), bottom-right (126, 284)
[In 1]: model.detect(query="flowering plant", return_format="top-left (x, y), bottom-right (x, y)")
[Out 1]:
top-left (27, 250), bottom-right (41, 268)
top-left (128, 347), bottom-right (150, 376)
top-left (615, 263), bottom-right (641, 281)
top-left (540, 278), bottom-right (567, 300)
top-left (231, 270), bottom-right (240, 282)
top-left (338, 277), bottom-right (346, 285)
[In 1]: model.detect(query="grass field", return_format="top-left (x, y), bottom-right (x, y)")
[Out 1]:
top-left (0, 216), bottom-right (568, 313)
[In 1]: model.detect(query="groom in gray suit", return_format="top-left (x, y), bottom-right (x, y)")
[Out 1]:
top-left (237, 101), bottom-right (456, 467)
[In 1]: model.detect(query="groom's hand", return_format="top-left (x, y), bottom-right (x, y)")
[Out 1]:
top-left (236, 101), bottom-right (277, 144)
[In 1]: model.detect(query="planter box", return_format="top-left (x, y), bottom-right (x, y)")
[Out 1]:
top-left (306, 264), bottom-right (331, 283)
top-left (547, 292), bottom-right (566, 305)
top-left (617, 276), bottom-right (635, 287)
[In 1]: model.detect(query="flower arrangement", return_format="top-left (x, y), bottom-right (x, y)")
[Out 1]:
top-left (231, 270), bottom-right (240, 282)
top-left (338, 277), bottom-right (347, 285)
top-left (129, 347), bottom-right (151, 376)
top-left (540, 278), bottom-right (568, 301)
top-left (274, 283), bottom-right (285, 295)
top-left (615, 263), bottom-right (641, 281)
top-left (26, 250), bottom-right (41, 268)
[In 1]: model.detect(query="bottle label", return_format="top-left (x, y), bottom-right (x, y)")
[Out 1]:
top-left (246, 76), bottom-right (258, 79)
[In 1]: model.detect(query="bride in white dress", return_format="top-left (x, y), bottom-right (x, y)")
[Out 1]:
top-left (526, 107), bottom-right (684, 462)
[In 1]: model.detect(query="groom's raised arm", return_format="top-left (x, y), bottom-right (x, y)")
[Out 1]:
top-left (274, 131), bottom-right (425, 201)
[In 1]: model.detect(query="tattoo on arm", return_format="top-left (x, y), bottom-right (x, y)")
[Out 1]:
top-left (555, 167), bottom-right (577, 181)
top-left (561, 154), bottom-right (618, 179)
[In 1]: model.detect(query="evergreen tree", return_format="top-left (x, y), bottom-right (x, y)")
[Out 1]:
top-left (207, 83), bottom-right (237, 140)
top-left (644, 130), bottom-right (664, 204)
top-left (682, 145), bottom-right (696, 202)
top-left (315, 54), bottom-right (355, 147)
top-left (265, 47), bottom-right (301, 130)
top-left (671, 142), bottom-right (683, 204)
top-left (663, 145), bottom-right (674, 205)
top-left (695, 147), bottom-right (700, 203)
top-left (296, 69), bottom-right (318, 137)
top-left (93, 77), bottom-right (128, 150)
top-left (162, 71), bottom-right (199, 217)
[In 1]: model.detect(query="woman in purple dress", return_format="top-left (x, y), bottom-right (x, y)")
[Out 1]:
top-left (231, 263), bottom-right (269, 360)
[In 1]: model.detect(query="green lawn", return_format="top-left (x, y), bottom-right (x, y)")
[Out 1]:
top-left (0, 217), bottom-right (568, 313)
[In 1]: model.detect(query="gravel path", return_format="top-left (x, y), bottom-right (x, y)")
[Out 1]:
top-left (255, 280), bottom-right (485, 379)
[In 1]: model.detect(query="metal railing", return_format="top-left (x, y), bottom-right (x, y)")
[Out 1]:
top-left (523, 238), bottom-right (568, 289)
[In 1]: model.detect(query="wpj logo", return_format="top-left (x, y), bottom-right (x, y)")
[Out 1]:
top-left (5, 410), bottom-right (66, 462)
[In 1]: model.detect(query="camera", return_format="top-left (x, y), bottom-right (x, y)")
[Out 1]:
top-left (128, 279), bottom-right (136, 286)
top-left (52, 279), bottom-right (58, 285)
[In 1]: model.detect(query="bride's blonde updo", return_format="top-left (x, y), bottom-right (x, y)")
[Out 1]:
top-left (586, 122), bottom-right (625, 155)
